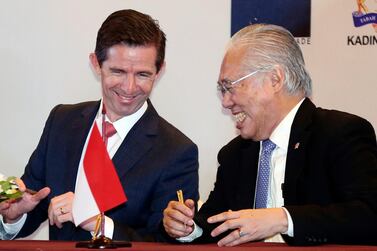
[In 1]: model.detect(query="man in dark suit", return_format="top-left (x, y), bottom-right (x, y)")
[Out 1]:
top-left (0, 9), bottom-right (198, 241)
top-left (163, 23), bottom-right (377, 246)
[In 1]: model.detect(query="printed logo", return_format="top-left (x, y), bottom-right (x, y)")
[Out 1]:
top-left (352, 0), bottom-right (377, 31)
top-left (348, 0), bottom-right (377, 45)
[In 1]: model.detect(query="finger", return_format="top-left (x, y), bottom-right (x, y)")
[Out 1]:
top-left (211, 219), bottom-right (241, 237)
top-left (15, 178), bottom-right (26, 192)
top-left (54, 215), bottom-right (63, 228)
top-left (184, 199), bottom-right (195, 209)
top-left (50, 205), bottom-right (67, 227)
top-left (208, 210), bottom-right (239, 223)
top-left (48, 196), bottom-right (66, 225)
top-left (57, 212), bottom-right (73, 226)
top-left (218, 229), bottom-right (249, 247)
top-left (32, 187), bottom-right (51, 202)
top-left (48, 200), bottom-right (55, 225)
top-left (49, 205), bottom-right (62, 226)
top-left (164, 215), bottom-right (193, 233)
top-left (174, 201), bottom-right (194, 217)
top-left (0, 201), bottom-right (10, 210)
top-left (166, 227), bottom-right (192, 238)
top-left (163, 218), bottom-right (193, 237)
top-left (165, 206), bottom-right (194, 227)
top-left (50, 192), bottom-right (72, 213)
top-left (217, 229), bottom-right (243, 247)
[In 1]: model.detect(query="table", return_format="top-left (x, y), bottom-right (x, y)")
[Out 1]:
top-left (0, 240), bottom-right (376, 251)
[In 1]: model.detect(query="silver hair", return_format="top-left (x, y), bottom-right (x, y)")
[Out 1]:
top-left (228, 24), bottom-right (312, 97)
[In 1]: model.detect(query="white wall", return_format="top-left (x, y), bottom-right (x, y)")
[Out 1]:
top-left (0, 0), bottom-right (375, 240)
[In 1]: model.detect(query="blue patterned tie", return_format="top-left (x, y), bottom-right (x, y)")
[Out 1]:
top-left (255, 139), bottom-right (276, 209)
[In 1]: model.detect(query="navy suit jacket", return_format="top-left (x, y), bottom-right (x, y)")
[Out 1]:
top-left (195, 98), bottom-right (377, 245)
top-left (18, 100), bottom-right (199, 241)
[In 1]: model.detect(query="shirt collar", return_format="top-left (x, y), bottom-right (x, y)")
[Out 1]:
top-left (95, 100), bottom-right (148, 140)
top-left (269, 98), bottom-right (305, 151)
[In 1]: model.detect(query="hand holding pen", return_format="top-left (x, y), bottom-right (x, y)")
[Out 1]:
top-left (163, 189), bottom-right (196, 238)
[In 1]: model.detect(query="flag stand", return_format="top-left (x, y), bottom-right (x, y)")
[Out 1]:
top-left (75, 212), bottom-right (131, 249)
top-left (75, 236), bottom-right (132, 249)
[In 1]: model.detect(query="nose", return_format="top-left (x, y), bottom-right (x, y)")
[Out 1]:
top-left (221, 92), bottom-right (234, 110)
top-left (121, 75), bottom-right (137, 93)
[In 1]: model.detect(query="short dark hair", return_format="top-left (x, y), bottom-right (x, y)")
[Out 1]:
top-left (95, 9), bottom-right (166, 72)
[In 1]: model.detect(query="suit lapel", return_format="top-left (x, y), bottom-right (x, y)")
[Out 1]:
top-left (64, 102), bottom-right (99, 193)
top-left (283, 98), bottom-right (315, 204)
top-left (112, 100), bottom-right (158, 178)
top-left (237, 140), bottom-right (260, 209)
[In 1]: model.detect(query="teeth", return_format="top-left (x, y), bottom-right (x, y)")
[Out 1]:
top-left (117, 93), bottom-right (135, 100)
top-left (235, 112), bottom-right (246, 123)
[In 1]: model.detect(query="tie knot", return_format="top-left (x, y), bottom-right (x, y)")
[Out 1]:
top-left (262, 139), bottom-right (276, 153)
top-left (104, 122), bottom-right (117, 138)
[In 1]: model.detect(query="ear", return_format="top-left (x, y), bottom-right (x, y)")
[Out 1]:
top-left (155, 61), bottom-right (166, 82)
top-left (89, 53), bottom-right (101, 76)
top-left (269, 65), bottom-right (285, 93)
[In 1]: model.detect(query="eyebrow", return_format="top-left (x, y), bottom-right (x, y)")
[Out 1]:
top-left (109, 67), bottom-right (126, 73)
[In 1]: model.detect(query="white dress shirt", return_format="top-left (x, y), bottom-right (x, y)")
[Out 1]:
top-left (264, 98), bottom-right (304, 242)
top-left (0, 100), bottom-right (147, 240)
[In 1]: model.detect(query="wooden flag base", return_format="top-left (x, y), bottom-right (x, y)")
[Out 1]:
top-left (76, 236), bottom-right (132, 249)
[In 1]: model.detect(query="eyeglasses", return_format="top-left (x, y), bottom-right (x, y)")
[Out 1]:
top-left (217, 68), bottom-right (264, 96)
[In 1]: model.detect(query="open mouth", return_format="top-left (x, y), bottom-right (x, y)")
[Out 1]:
top-left (235, 112), bottom-right (246, 123)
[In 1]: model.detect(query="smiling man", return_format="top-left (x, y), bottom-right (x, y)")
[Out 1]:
top-left (163, 23), bottom-right (377, 246)
top-left (0, 9), bottom-right (199, 241)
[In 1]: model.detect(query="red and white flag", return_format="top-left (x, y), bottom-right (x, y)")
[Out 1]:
top-left (73, 123), bottom-right (127, 226)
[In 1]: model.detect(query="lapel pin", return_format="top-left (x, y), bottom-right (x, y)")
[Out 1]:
top-left (294, 142), bottom-right (300, 149)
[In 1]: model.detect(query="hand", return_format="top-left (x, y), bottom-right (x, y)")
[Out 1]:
top-left (207, 208), bottom-right (288, 247)
top-left (163, 199), bottom-right (195, 238)
top-left (0, 180), bottom-right (50, 223)
top-left (48, 192), bottom-right (74, 228)
top-left (79, 215), bottom-right (99, 232)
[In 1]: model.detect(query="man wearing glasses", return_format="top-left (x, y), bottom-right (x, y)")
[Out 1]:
top-left (163, 23), bottom-right (377, 246)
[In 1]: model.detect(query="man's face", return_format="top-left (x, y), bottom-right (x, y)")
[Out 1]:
top-left (90, 44), bottom-right (162, 121)
top-left (218, 48), bottom-right (276, 141)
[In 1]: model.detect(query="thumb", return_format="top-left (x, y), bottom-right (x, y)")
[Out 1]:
top-left (33, 187), bottom-right (51, 202)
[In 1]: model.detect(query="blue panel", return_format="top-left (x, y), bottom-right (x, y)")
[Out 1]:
top-left (231, 0), bottom-right (311, 37)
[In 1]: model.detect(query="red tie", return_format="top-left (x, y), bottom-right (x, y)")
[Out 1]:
top-left (104, 122), bottom-right (117, 138)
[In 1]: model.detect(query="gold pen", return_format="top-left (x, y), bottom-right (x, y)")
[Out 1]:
top-left (176, 189), bottom-right (184, 203)
top-left (176, 189), bottom-right (187, 228)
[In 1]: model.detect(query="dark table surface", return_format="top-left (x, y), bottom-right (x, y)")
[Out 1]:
top-left (0, 240), bottom-right (376, 251)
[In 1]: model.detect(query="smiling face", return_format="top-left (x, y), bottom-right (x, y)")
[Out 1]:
top-left (90, 44), bottom-right (163, 121)
top-left (218, 47), bottom-right (279, 141)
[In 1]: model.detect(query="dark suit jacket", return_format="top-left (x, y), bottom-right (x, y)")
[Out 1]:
top-left (17, 99), bottom-right (199, 241)
top-left (195, 98), bottom-right (377, 245)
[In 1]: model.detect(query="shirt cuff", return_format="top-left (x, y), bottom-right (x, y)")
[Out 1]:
top-left (104, 216), bottom-right (114, 238)
top-left (281, 207), bottom-right (294, 237)
top-left (1, 213), bottom-right (27, 239)
top-left (176, 221), bottom-right (203, 242)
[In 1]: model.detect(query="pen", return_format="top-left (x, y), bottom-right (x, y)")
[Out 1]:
top-left (176, 189), bottom-right (184, 203)
top-left (176, 189), bottom-right (187, 228)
